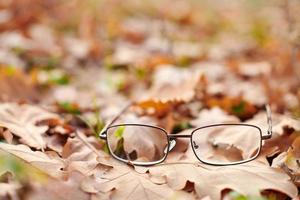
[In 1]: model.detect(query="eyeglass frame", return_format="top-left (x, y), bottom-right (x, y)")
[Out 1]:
top-left (99, 103), bottom-right (273, 166)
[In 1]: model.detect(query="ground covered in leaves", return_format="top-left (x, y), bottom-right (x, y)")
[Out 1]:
top-left (0, 0), bottom-right (300, 200)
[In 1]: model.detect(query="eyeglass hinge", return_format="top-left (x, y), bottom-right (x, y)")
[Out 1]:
top-left (262, 132), bottom-right (272, 140)
top-left (99, 130), bottom-right (107, 139)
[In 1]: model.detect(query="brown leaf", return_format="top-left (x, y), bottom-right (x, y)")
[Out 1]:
top-left (46, 134), bottom-right (67, 155)
top-left (0, 103), bottom-right (58, 149)
top-left (149, 161), bottom-right (298, 199)
top-left (0, 142), bottom-right (65, 178)
top-left (62, 136), bottom-right (110, 175)
top-left (81, 164), bottom-right (175, 200)
top-left (204, 96), bottom-right (258, 120)
top-left (0, 68), bottom-right (39, 102)
top-left (135, 99), bottom-right (180, 117)
top-left (273, 135), bottom-right (300, 186)
top-left (248, 112), bottom-right (300, 156)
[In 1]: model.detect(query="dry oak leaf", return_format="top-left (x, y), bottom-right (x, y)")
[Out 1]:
top-left (0, 142), bottom-right (65, 178)
top-left (81, 164), bottom-right (175, 200)
top-left (149, 161), bottom-right (298, 200)
top-left (0, 103), bottom-right (58, 149)
top-left (62, 136), bottom-right (112, 175)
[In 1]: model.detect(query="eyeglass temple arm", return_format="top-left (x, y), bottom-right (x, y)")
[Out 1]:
top-left (99, 102), bottom-right (133, 139)
top-left (262, 104), bottom-right (273, 140)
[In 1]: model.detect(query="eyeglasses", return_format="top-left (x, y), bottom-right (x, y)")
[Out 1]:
top-left (99, 103), bottom-right (272, 166)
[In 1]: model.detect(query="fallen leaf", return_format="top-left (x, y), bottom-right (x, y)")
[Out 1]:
top-left (46, 134), bottom-right (67, 155)
top-left (0, 67), bottom-right (39, 102)
top-left (247, 112), bottom-right (300, 155)
top-left (204, 96), bottom-right (258, 120)
top-left (149, 161), bottom-right (298, 199)
top-left (0, 103), bottom-right (58, 149)
top-left (81, 164), bottom-right (175, 200)
top-left (0, 142), bottom-right (65, 178)
top-left (62, 135), bottom-right (111, 175)
top-left (135, 99), bottom-right (180, 117)
top-left (272, 135), bottom-right (300, 186)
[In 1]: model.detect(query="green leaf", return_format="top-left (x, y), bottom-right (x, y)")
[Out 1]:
top-left (38, 69), bottom-right (70, 85)
top-left (113, 138), bottom-right (125, 157)
top-left (114, 126), bottom-right (125, 139)
top-left (172, 121), bottom-right (192, 134)
top-left (229, 191), bottom-right (268, 200)
top-left (103, 142), bottom-right (110, 154)
top-left (58, 102), bottom-right (81, 114)
top-left (50, 75), bottom-right (69, 85)
top-left (232, 101), bottom-right (246, 115)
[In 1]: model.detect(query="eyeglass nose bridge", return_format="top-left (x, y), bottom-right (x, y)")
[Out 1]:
top-left (168, 134), bottom-right (191, 139)
top-left (163, 134), bottom-right (192, 153)
top-left (164, 139), bottom-right (176, 153)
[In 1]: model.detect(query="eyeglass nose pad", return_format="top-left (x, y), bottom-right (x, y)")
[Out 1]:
top-left (193, 141), bottom-right (199, 149)
top-left (164, 139), bottom-right (176, 154)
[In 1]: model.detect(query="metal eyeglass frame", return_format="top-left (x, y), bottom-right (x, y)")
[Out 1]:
top-left (99, 103), bottom-right (273, 166)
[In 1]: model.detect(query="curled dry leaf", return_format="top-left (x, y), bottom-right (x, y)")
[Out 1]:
top-left (0, 103), bottom-right (58, 149)
top-left (0, 142), bottom-right (65, 178)
top-left (149, 161), bottom-right (298, 200)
